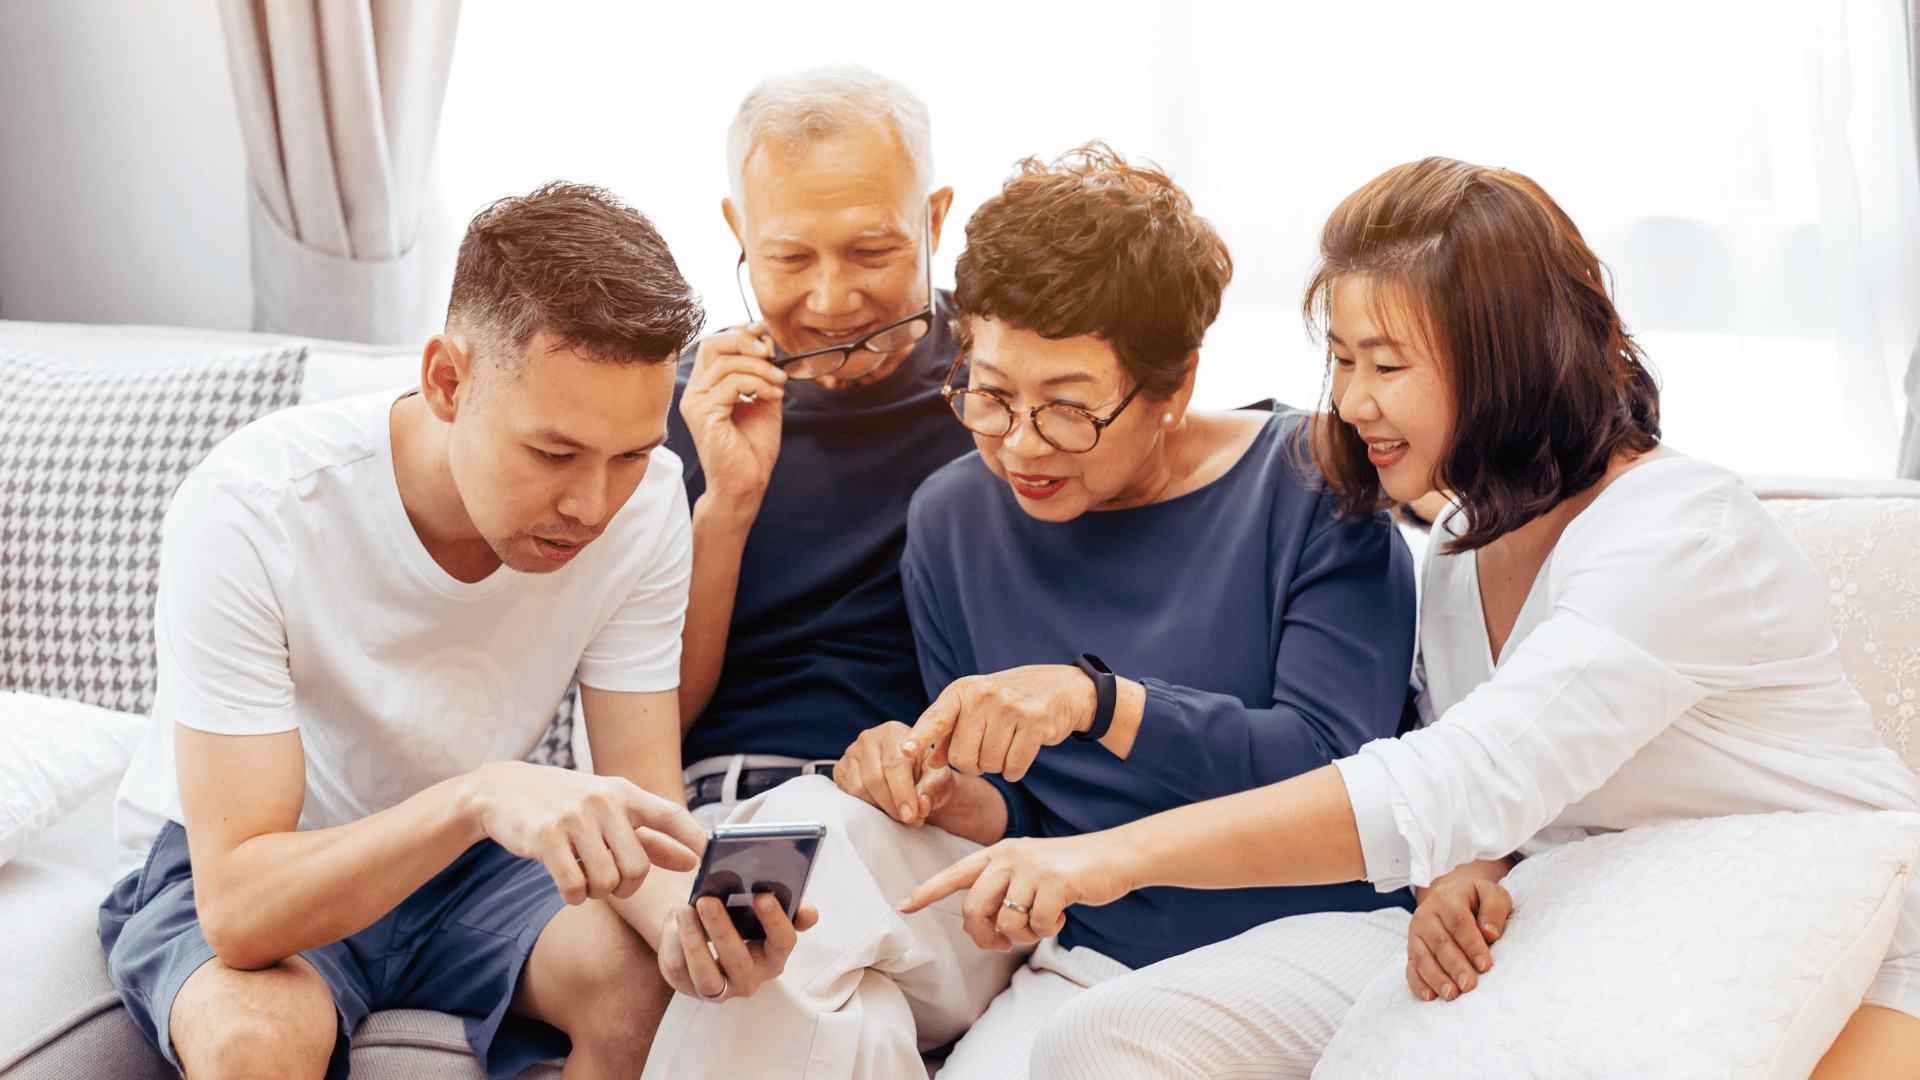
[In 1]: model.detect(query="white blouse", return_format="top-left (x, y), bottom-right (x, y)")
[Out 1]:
top-left (1337, 456), bottom-right (1920, 892)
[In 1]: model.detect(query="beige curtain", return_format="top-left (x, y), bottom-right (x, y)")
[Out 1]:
top-left (219, 0), bottom-right (461, 344)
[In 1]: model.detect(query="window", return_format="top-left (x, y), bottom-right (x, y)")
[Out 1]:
top-left (438, 0), bottom-right (1920, 477)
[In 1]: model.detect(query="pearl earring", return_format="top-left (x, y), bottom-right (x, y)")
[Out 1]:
top-left (1162, 413), bottom-right (1174, 425)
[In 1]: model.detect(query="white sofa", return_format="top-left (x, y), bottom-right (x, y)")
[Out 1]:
top-left (3, 318), bottom-right (1919, 1077)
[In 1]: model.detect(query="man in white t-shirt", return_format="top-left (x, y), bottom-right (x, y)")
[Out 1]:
top-left (100, 182), bottom-right (814, 1080)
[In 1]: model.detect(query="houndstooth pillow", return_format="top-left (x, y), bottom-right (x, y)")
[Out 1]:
top-left (0, 344), bottom-right (307, 713)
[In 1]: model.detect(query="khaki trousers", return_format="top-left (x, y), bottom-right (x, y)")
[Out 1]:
top-left (640, 776), bottom-right (1026, 1080)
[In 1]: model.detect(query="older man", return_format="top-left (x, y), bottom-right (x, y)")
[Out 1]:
top-left (668, 65), bottom-right (975, 823)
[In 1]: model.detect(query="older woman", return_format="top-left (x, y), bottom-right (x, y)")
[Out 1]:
top-left (847, 143), bottom-right (1419, 1076)
top-left (638, 145), bottom-right (1417, 1080)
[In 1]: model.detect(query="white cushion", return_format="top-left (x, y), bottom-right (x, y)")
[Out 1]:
top-left (1316, 811), bottom-right (1920, 1080)
top-left (0, 693), bottom-right (146, 869)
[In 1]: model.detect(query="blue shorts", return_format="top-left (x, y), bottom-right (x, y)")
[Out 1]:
top-left (98, 820), bottom-right (570, 1079)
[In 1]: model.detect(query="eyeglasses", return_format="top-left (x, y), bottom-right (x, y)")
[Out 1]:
top-left (734, 201), bottom-right (935, 382)
top-left (939, 352), bottom-right (1144, 454)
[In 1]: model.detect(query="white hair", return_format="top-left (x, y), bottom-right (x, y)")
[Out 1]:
top-left (726, 64), bottom-right (934, 203)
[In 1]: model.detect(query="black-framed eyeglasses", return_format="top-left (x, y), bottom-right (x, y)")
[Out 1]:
top-left (939, 352), bottom-right (1144, 454)
top-left (734, 201), bottom-right (935, 382)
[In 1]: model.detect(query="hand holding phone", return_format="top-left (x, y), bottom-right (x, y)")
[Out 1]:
top-left (658, 822), bottom-right (826, 1004)
top-left (688, 822), bottom-right (826, 939)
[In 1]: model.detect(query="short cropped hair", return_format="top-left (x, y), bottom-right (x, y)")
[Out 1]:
top-left (447, 181), bottom-right (704, 373)
top-left (726, 64), bottom-right (933, 201)
top-left (953, 142), bottom-right (1232, 399)
top-left (1305, 157), bottom-right (1660, 552)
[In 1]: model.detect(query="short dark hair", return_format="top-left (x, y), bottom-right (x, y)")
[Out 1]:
top-left (953, 142), bottom-right (1232, 398)
top-left (447, 181), bottom-right (704, 373)
top-left (1305, 157), bottom-right (1660, 552)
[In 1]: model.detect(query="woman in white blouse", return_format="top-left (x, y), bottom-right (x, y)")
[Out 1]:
top-left (899, 157), bottom-right (1920, 1077)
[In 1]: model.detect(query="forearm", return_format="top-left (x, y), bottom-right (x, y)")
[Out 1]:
top-left (678, 491), bottom-right (758, 732)
top-left (927, 773), bottom-right (1011, 846)
top-left (1112, 765), bottom-right (1367, 890)
top-left (587, 684), bottom-right (698, 949)
top-left (1117, 678), bottom-right (1402, 804)
top-left (191, 773), bottom-right (483, 969)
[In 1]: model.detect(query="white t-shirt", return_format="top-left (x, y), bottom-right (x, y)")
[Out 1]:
top-left (1337, 456), bottom-right (1920, 891)
top-left (113, 390), bottom-right (692, 875)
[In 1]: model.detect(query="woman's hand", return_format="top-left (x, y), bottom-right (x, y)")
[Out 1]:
top-left (833, 721), bottom-right (957, 826)
top-left (898, 832), bottom-right (1136, 950)
top-left (655, 895), bottom-right (820, 1004)
top-left (1406, 860), bottom-right (1513, 1002)
top-left (901, 666), bottom-right (1099, 781)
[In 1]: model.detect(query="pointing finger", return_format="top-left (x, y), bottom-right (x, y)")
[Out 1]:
top-left (898, 849), bottom-right (988, 914)
top-left (902, 681), bottom-right (964, 764)
top-left (627, 794), bottom-right (707, 862)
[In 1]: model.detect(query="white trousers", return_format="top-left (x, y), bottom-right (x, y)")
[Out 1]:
top-left (1023, 907), bottom-right (1413, 1080)
top-left (639, 776), bottom-right (1025, 1080)
top-left (935, 938), bottom-right (1131, 1079)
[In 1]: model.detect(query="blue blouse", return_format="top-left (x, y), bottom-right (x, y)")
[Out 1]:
top-left (901, 410), bottom-right (1417, 969)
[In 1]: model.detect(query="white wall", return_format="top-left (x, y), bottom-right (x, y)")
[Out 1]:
top-left (0, 0), bottom-right (252, 330)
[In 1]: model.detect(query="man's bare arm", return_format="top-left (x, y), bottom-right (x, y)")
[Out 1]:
top-left (677, 496), bottom-right (756, 732)
top-left (177, 723), bottom-right (704, 973)
top-left (583, 685), bottom-right (816, 1002)
top-left (584, 685), bottom-right (698, 945)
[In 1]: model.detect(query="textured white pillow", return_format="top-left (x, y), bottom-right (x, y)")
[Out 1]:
top-left (0, 691), bottom-right (147, 867)
top-left (1316, 811), bottom-right (1920, 1080)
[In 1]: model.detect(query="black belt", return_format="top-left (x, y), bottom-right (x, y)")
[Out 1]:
top-left (687, 767), bottom-right (810, 810)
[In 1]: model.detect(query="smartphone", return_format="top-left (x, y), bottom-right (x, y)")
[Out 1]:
top-left (687, 822), bottom-right (827, 940)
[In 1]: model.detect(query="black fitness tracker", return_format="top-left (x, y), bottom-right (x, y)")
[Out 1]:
top-left (1071, 653), bottom-right (1118, 742)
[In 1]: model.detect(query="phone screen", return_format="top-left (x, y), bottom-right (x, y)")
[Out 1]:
top-left (687, 822), bottom-right (827, 940)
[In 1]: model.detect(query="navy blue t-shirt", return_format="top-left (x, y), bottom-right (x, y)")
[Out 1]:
top-left (901, 410), bottom-right (1418, 970)
top-left (673, 292), bottom-right (977, 763)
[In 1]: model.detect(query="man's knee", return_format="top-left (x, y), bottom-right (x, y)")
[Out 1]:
top-left (170, 956), bottom-right (338, 1080)
top-left (519, 898), bottom-right (671, 1052)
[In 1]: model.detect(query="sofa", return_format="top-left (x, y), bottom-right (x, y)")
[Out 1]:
top-left (3, 318), bottom-right (1918, 1078)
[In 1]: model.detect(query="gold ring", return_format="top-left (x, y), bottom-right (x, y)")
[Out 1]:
top-left (1002, 898), bottom-right (1030, 915)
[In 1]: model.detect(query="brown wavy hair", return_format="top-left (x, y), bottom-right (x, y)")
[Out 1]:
top-left (1305, 158), bottom-right (1660, 552)
top-left (954, 142), bottom-right (1232, 398)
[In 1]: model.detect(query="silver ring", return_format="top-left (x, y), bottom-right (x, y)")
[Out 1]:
top-left (694, 975), bottom-right (729, 1003)
top-left (1002, 898), bottom-right (1030, 915)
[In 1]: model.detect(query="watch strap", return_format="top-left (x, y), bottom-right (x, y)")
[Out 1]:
top-left (1071, 653), bottom-right (1117, 742)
